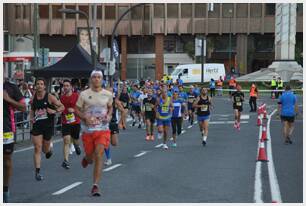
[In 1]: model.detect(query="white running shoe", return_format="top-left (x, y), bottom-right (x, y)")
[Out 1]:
top-left (104, 159), bottom-right (112, 166)
top-left (163, 144), bottom-right (169, 150)
top-left (169, 137), bottom-right (174, 141)
top-left (157, 133), bottom-right (163, 140)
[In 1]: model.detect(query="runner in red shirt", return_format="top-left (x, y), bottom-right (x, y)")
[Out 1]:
top-left (60, 79), bottom-right (81, 169)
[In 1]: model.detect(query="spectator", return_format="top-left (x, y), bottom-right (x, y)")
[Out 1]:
top-left (209, 78), bottom-right (216, 97)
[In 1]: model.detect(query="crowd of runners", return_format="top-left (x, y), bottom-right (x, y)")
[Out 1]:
top-left (3, 69), bottom-right (299, 201)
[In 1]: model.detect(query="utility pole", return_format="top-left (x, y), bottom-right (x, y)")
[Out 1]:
top-left (229, 9), bottom-right (232, 73)
top-left (92, 4), bottom-right (97, 68)
top-left (33, 4), bottom-right (40, 69)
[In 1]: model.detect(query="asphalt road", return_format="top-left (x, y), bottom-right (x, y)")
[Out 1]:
top-left (9, 94), bottom-right (303, 203)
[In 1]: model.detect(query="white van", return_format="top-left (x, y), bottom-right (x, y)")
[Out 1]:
top-left (170, 64), bottom-right (226, 83)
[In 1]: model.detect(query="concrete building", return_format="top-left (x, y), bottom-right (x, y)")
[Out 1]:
top-left (3, 3), bottom-right (303, 80)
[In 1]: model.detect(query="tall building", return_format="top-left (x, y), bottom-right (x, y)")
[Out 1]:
top-left (3, 3), bottom-right (303, 80)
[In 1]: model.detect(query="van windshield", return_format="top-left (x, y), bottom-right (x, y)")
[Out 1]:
top-left (171, 69), bottom-right (182, 76)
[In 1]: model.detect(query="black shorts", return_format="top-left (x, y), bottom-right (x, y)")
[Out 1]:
top-left (281, 116), bottom-right (295, 123)
top-left (132, 105), bottom-right (141, 113)
top-left (62, 124), bottom-right (80, 140)
top-left (233, 105), bottom-right (243, 112)
top-left (145, 114), bottom-right (156, 123)
top-left (109, 121), bottom-right (119, 135)
top-left (31, 125), bottom-right (54, 141)
top-left (3, 143), bottom-right (14, 155)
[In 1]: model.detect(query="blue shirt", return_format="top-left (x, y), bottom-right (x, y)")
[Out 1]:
top-left (131, 91), bottom-right (141, 106)
top-left (193, 88), bottom-right (200, 97)
top-left (179, 91), bottom-right (188, 102)
top-left (210, 81), bottom-right (216, 89)
top-left (172, 99), bottom-right (183, 118)
top-left (178, 79), bottom-right (183, 85)
top-left (278, 91), bottom-right (297, 117)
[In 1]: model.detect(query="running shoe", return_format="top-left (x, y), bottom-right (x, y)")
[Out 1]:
top-left (45, 150), bottom-right (53, 159)
top-left (145, 135), bottom-right (150, 141)
top-left (138, 124), bottom-right (142, 129)
top-left (287, 137), bottom-right (293, 144)
top-left (150, 135), bottom-right (155, 141)
top-left (202, 140), bottom-right (206, 146)
top-left (163, 144), bottom-right (169, 150)
top-left (35, 172), bottom-right (44, 181)
top-left (132, 121), bottom-right (136, 127)
top-left (169, 137), bottom-right (174, 141)
top-left (104, 159), bottom-right (112, 166)
top-left (75, 145), bottom-right (81, 155)
top-left (81, 157), bottom-right (89, 168)
top-left (171, 143), bottom-right (177, 148)
top-left (62, 160), bottom-right (70, 169)
top-left (91, 184), bottom-right (101, 196)
top-left (123, 126), bottom-right (126, 130)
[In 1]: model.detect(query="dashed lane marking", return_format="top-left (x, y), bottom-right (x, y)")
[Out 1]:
top-left (187, 125), bottom-right (193, 129)
top-left (52, 182), bottom-right (83, 195)
top-left (155, 144), bottom-right (163, 148)
top-left (134, 151), bottom-right (148, 158)
top-left (103, 164), bottom-right (122, 172)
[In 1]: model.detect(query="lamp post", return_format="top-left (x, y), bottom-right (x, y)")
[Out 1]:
top-left (228, 9), bottom-right (233, 73)
top-left (58, 8), bottom-right (96, 69)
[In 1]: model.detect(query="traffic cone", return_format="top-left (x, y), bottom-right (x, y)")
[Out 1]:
top-left (261, 125), bottom-right (268, 141)
top-left (257, 115), bottom-right (261, 126)
top-left (257, 142), bottom-right (268, 162)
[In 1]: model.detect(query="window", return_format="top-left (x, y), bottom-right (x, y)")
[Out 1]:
top-left (297, 3), bottom-right (303, 16)
top-left (52, 5), bottom-right (63, 19)
top-left (167, 4), bottom-right (178, 18)
top-left (208, 3), bottom-right (220, 18)
top-left (265, 3), bottom-right (275, 16)
top-left (250, 4), bottom-right (262, 17)
top-left (105, 5), bottom-right (116, 19)
top-left (15, 5), bottom-right (22, 19)
top-left (4, 32), bottom-right (9, 52)
top-left (164, 35), bottom-right (176, 53)
top-left (65, 5), bottom-right (76, 19)
top-left (195, 4), bottom-right (206, 18)
top-left (131, 5), bottom-right (142, 19)
top-left (236, 4), bottom-right (248, 17)
top-left (97, 5), bottom-right (103, 19)
top-left (144, 5), bottom-right (150, 20)
top-left (118, 6), bottom-right (129, 20)
top-left (181, 4), bottom-right (192, 18)
top-left (78, 5), bottom-right (89, 19)
top-left (154, 4), bottom-right (164, 18)
top-left (39, 5), bottom-right (49, 19)
top-left (222, 4), bottom-right (234, 17)
top-left (23, 5), bottom-right (29, 19)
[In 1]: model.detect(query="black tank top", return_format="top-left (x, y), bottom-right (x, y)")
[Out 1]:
top-left (119, 93), bottom-right (129, 108)
top-left (197, 95), bottom-right (210, 116)
top-left (32, 92), bottom-right (54, 126)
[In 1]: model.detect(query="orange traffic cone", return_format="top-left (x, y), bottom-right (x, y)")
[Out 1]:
top-left (257, 115), bottom-right (261, 126)
top-left (261, 125), bottom-right (268, 141)
top-left (257, 142), bottom-right (268, 162)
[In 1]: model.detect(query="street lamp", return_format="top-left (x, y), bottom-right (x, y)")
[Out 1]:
top-left (228, 9), bottom-right (233, 74)
top-left (58, 8), bottom-right (96, 69)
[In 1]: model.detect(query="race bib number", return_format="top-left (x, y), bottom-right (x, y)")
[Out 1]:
top-left (161, 106), bottom-right (169, 113)
top-left (236, 102), bottom-right (242, 106)
top-left (201, 105), bottom-right (208, 112)
top-left (188, 98), bottom-right (194, 103)
top-left (3, 132), bottom-right (14, 144)
top-left (66, 113), bottom-right (76, 124)
top-left (235, 96), bottom-right (241, 102)
top-left (145, 103), bottom-right (153, 112)
top-left (35, 109), bottom-right (48, 121)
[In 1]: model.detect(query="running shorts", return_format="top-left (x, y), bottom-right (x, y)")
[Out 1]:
top-left (109, 121), bottom-right (119, 135)
top-left (157, 118), bottom-right (171, 126)
top-left (3, 143), bottom-right (14, 155)
top-left (233, 104), bottom-right (243, 112)
top-left (281, 115), bottom-right (295, 123)
top-left (132, 105), bottom-right (141, 113)
top-left (197, 115), bottom-right (210, 122)
top-left (82, 130), bottom-right (111, 156)
top-left (62, 124), bottom-right (80, 140)
top-left (31, 125), bottom-right (54, 141)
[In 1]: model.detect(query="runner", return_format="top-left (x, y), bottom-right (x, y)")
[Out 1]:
top-left (60, 79), bottom-right (81, 170)
top-left (130, 85), bottom-right (142, 128)
top-left (249, 83), bottom-right (258, 112)
top-left (30, 78), bottom-right (64, 181)
top-left (209, 78), bottom-right (216, 97)
top-left (139, 87), bottom-right (148, 128)
top-left (171, 90), bottom-right (187, 147)
top-left (156, 86), bottom-right (173, 149)
top-left (187, 86), bottom-right (196, 125)
top-left (143, 89), bottom-right (157, 141)
top-left (75, 70), bottom-right (113, 196)
top-left (193, 87), bottom-right (212, 146)
top-left (277, 84), bottom-right (298, 144)
top-left (231, 85), bottom-right (244, 131)
top-left (118, 86), bottom-right (130, 130)
top-left (3, 77), bottom-right (26, 203)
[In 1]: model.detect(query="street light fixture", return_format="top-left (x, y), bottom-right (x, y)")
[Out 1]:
top-left (58, 8), bottom-right (96, 69)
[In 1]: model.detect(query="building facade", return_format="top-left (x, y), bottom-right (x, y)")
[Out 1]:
top-left (3, 3), bottom-right (303, 80)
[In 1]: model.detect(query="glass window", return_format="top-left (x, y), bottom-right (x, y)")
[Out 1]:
top-left (297, 3), bottom-right (303, 16)
top-left (236, 4), bottom-right (248, 17)
top-left (144, 5), bottom-right (150, 20)
top-left (52, 5), bottom-right (63, 19)
top-left (167, 4), bottom-right (178, 18)
top-left (97, 5), bottom-right (103, 19)
top-left (78, 5), bottom-right (89, 19)
top-left (118, 6), bottom-right (129, 20)
top-left (65, 5), bottom-right (76, 19)
top-left (23, 5), bottom-right (29, 19)
top-left (105, 5), bottom-right (116, 19)
top-left (164, 35), bottom-right (176, 53)
top-left (181, 3), bottom-right (192, 18)
top-left (208, 3), bottom-right (220, 18)
top-left (39, 5), bottom-right (49, 19)
top-left (222, 4), bottom-right (234, 18)
top-left (15, 5), bottom-right (22, 19)
top-left (250, 4), bottom-right (262, 17)
top-left (195, 4), bottom-right (206, 18)
top-left (131, 5), bottom-right (142, 19)
top-left (265, 3), bottom-right (275, 16)
top-left (154, 4), bottom-right (164, 18)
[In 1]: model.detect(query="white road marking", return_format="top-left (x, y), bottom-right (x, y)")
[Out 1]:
top-left (194, 121), bottom-right (198, 124)
top-left (254, 122), bottom-right (263, 203)
top-left (103, 164), bottom-right (122, 172)
top-left (241, 114), bottom-right (250, 120)
top-left (187, 125), bottom-right (193, 129)
top-left (126, 117), bottom-right (133, 122)
top-left (134, 151), bottom-right (148, 158)
top-left (52, 182), bottom-right (83, 195)
top-left (181, 130), bottom-right (186, 134)
top-left (15, 138), bottom-right (63, 153)
top-left (266, 109), bottom-right (282, 203)
top-left (209, 121), bottom-right (248, 124)
top-left (155, 144), bottom-right (163, 148)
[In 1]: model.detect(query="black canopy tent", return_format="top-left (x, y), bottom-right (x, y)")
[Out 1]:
top-left (33, 44), bottom-right (106, 78)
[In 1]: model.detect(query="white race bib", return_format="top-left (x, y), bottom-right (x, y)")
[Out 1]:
top-left (3, 132), bottom-right (14, 144)
top-left (66, 113), bottom-right (76, 124)
top-left (201, 105), bottom-right (208, 112)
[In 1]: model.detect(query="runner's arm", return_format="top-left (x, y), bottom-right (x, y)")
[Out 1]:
top-left (192, 97), bottom-right (200, 108)
top-left (3, 90), bottom-right (26, 112)
top-left (48, 94), bottom-right (64, 114)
